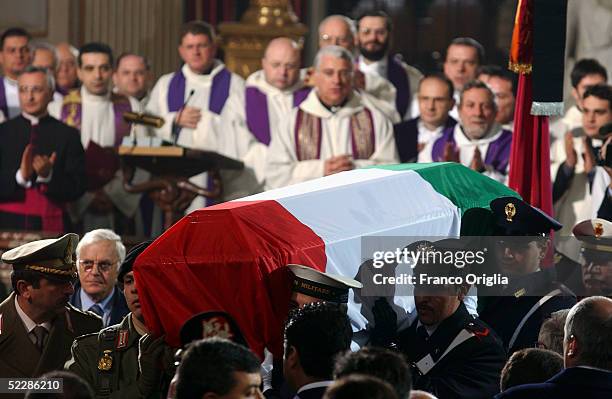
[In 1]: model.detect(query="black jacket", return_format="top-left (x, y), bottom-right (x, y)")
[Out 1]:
top-left (70, 281), bottom-right (130, 327)
top-left (398, 302), bottom-right (506, 399)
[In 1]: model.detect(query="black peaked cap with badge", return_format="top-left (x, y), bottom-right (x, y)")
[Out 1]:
top-left (1, 233), bottom-right (79, 281)
top-left (289, 264), bottom-right (362, 304)
top-left (117, 240), bottom-right (154, 285)
top-left (490, 196), bottom-right (562, 236)
top-left (179, 311), bottom-right (249, 348)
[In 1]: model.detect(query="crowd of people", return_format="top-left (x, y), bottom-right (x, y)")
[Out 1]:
top-left (0, 9), bottom-right (611, 399)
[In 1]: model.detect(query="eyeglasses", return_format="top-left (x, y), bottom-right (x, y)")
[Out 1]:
top-left (320, 34), bottom-right (352, 46)
top-left (78, 259), bottom-right (118, 273)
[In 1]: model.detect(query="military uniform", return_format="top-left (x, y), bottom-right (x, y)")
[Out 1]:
top-left (479, 197), bottom-right (576, 354)
top-left (398, 302), bottom-right (506, 399)
top-left (66, 314), bottom-right (158, 398)
top-left (0, 233), bottom-right (102, 398)
top-left (572, 218), bottom-right (612, 296)
top-left (65, 239), bottom-right (171, 399)
top-left (0, 292), bottom-right (101, 378)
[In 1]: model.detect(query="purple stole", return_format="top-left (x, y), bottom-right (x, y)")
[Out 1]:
top-left (245, 86), bottom-right (311, 145)
top-left (294, 108), bottom-right (375, 161)
top-left (431, 127), bottom-right (513, 174)
top-left (59, 90), bottom-right (132, 146)
top-left (0, 77), bottom-right (8, 119)
top-left (167, 67), bottom-right (231, 114)
top-left (386, 56), bottom-right (410, 117)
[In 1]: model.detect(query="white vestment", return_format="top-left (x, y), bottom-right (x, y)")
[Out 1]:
top-left (146, 61), bottom-right (263, 212)
top-left (266, 90), bottom-right (399, 189)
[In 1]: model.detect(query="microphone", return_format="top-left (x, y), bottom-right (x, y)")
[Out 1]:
top-left (172, 89), bottom-right (196, 145)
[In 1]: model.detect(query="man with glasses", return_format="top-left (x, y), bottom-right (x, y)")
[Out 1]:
top-left (478, 197), bottom-right (576, 355)
top-left (0, 66), bottom-right (86, 233)
top-left (69, 229), bottom-right (129, 327)
top-left (0, 233), bottom-right (102, 378)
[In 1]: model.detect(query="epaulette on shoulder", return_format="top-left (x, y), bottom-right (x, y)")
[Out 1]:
top-left (62, 89), bottom-right (81, 105)
top-left (465, 319), bottom-right (491, 339)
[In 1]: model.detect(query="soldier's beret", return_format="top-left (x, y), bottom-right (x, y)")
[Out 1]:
top-left (117, 240), bottom-right (154, 284)
top-left (179, 311), bottom-right (248, 348)
top-left (1, 233), bottom-right (79, 281)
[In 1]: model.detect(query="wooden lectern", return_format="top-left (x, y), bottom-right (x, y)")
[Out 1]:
top-left (118, 143), bottom-right (243, 229)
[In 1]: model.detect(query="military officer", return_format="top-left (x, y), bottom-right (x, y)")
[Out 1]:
top-left (572, 218), bottom-right (612, 297)
top-left (397, 239), bottom-right (507, 399)
top-left (0, 233), bottom-right (102, 381)
top-left (478, 197), bottom-right (577, 354)
top-left (66, 240), bottom-right (174, 398)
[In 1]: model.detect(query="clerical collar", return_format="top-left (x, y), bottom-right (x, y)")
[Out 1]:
top-left (319, 96), bottom-right (348, 113)
top-left (21, 111), bottom-right (48, 125)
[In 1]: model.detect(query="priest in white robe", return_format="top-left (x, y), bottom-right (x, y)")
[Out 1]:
top-left (146, 21), bottom-right (262, 212)
top-left (48, 42), bottom-right (148, 233)
top-left (266, 46), bottom-right (398, 189)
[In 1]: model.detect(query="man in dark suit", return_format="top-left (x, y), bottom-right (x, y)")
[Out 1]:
top-left (496, 296), bottom-right (612, 398)
top-left (0, 233), bottom-right (102, 384)
top-left (70, 229), bottom-right (129, 327)
top-left (0, 65), bottom-right (85, 232)
top-left (397, 239), bottom-right (507, 399)
top-left (283, 302), bottom-right (352, 399)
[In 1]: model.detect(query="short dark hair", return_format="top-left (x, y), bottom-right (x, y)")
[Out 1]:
top-left (25, 370), bottom-right (94, 399)
top-left (418, 73), bottom-right (455, 100)
top-left (334, 347), bottom-right (412, 399)
top-left (175, 338), bottom-right (261, 399)
top-left (11, 269), bottom-right (43, 293)
top-left (500, 348), bottom-right (563, 391)
top-left (564, 296), bottom-right (612, 369)
top-left (356, 10), bottom-right (393, 32)
top-left (115, 52), bottom-right (151, 71)
top-left (583, 84), bottom-right (612, 110)
top-left (323, 375), bottom-right (399, 399)
top-left (446, 37), bottom-right (485, 65)
top-left (1, 27), bottom-right (31, 50)
top-left (284, 302), bottom-right (352, 379)
top-left (477, 64), bottom-right (518, 97)
top-left (570, 58), bottom-right (608, 88)
top-left (179, 20), bottom-right (215, 44)
top-left (78, 42), bottom-right (114, 68)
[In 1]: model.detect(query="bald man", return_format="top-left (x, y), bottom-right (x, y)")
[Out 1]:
top-left (244, 37), bottom-right (310, 186)
top-left (313, 15), bottom-right (400, 123)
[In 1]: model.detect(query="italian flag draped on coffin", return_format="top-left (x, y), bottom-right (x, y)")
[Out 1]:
top-left (134, 163), bottom-right (518, 356)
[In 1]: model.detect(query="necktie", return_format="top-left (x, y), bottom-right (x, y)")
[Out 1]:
top-left (32, 325), bottom-right (47, 352)
top-left (89, 304), bottom-right (104, 317)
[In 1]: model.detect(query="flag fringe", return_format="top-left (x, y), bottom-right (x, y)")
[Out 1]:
top-left (530, 101), bottom-right (563, 116)
top-left (508, 60), bottom-right (532, 74)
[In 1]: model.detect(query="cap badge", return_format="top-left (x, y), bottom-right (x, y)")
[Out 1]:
top-left (97, 350), bottom-right (113, 371)
top-left (505, 203), bottom-right (516, 222)
top-left (594, 222), bottom-right (604, 238)
top-left (202, 317), bottom-right (233, 340)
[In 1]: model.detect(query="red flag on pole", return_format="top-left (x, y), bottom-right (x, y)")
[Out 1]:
top-left (508, 0), bottom-right (567, 218)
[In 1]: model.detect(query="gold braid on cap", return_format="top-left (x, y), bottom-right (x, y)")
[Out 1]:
top-left (25, 264), bottom-right (77, 276)
top-left (582, 243), bottom-right (612, 253)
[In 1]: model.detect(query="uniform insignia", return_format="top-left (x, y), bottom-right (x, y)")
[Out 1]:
top-left (116, 330), bottom-right (129, 349)
top-left (97, 350), bottom-right (113, 371)
top-left (201, 317), bottom-right (234, 340)
top-left (514, 288), bottom-right (526, 298)
top-left (594, 222), bottom-right (604, 238)
top-left (505, 203), bottom-right (516, 222)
